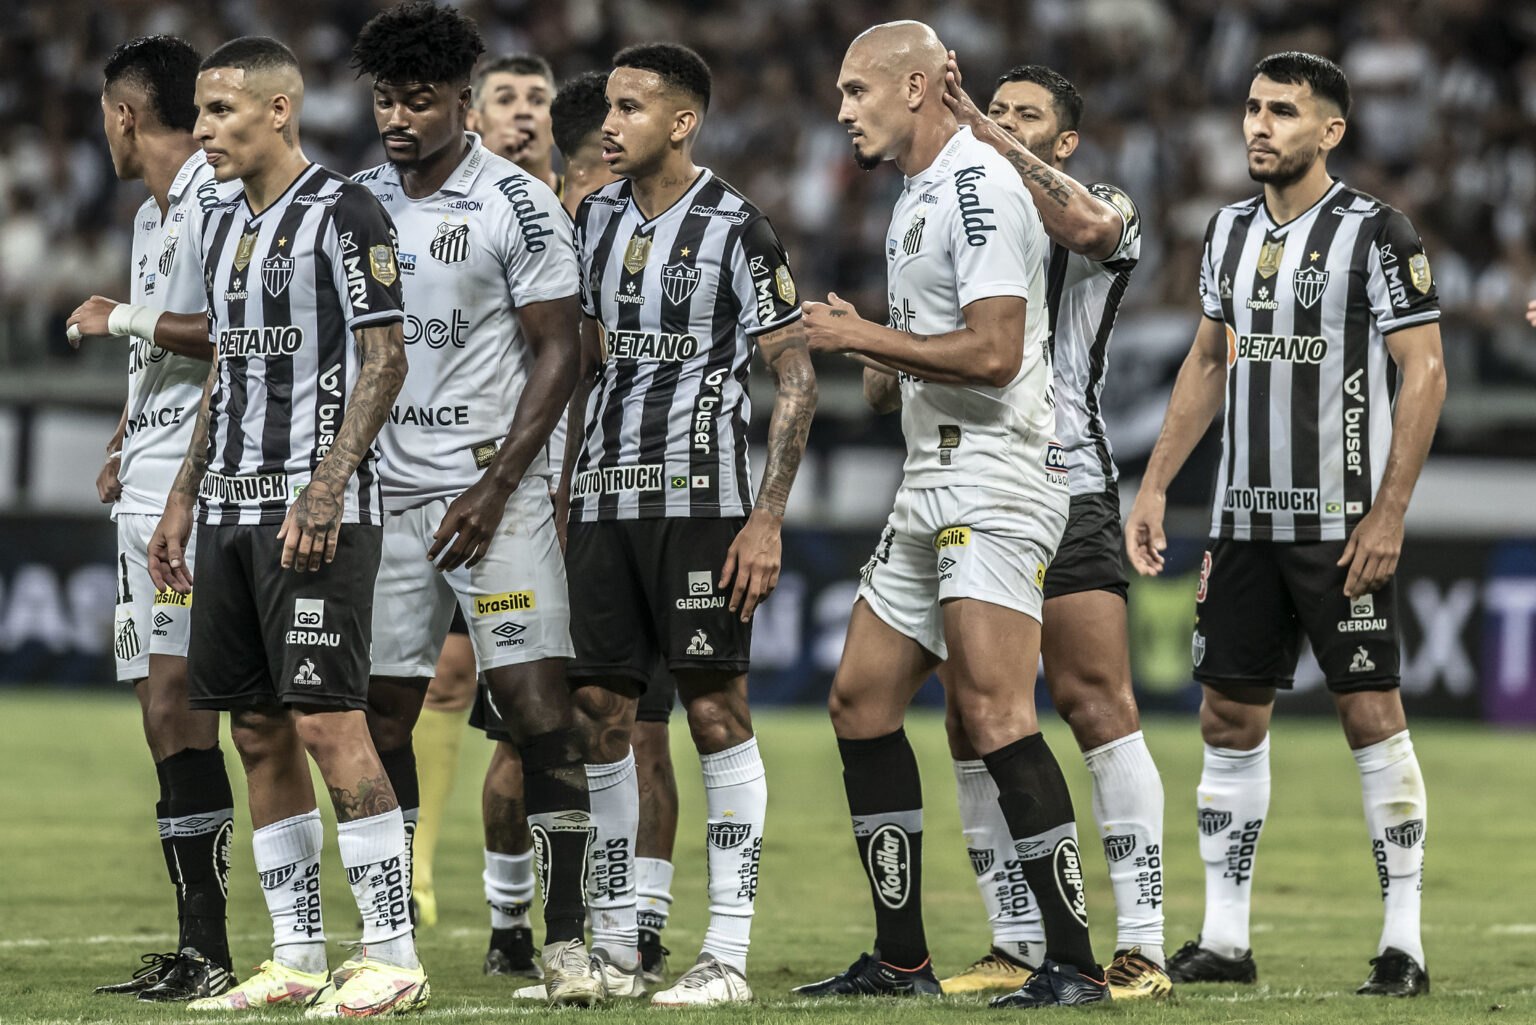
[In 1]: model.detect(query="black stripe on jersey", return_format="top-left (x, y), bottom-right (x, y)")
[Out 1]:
top-left (256, 194), bottom-right (315, 483)
top-left (218, 218), bottom-right (255, 478)
top-left (1216, 202), bottom-right (1261, 537)
top-left (1286, 209), bottom-right (1346, 541)
top-left (699, 212), bottom-right (752, 518)
top-left (637, 179), bottom-right (721, 516)
top-left (1043, 243), bottom-right (1070, 362)
top-left (1084, 264), bottom-right (1133, 482)
top-left (312, 199), bottom-right (356, 518)
top-left (1243, 227), bottom-right (1280, 539)
top-left (595, 203), bottom-right (646, 520)
top-left (201, 212), bottom-right (238, 482)
top-left (1341, 217), bottom-right (1376, 522)
top-left (575, 198), bottom-right (629, 496)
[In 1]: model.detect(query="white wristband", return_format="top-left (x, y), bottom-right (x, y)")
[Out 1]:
top-left (106, 303), bottom-right (163, 341)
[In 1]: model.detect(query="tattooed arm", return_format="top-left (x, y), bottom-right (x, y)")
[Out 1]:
top-left (279, 322), bottom-right (407, 573)
top-left (941, 52), bottom-right (1126, 261)
top-left (863, 365), bottom-right (902, 414)
top-left (148, 360), bottom-right (219, 593)
top-left (718, 318), bottom-right (817, 622)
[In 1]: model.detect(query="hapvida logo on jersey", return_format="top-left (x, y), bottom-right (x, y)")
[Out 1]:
top-left (952, 166), bottom-right (997, 246)
top-left (492, 174), bottom-right (555, 252)
top-left (677, 571), bottom-right (724, 611)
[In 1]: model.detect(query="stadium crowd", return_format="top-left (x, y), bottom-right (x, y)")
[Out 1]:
top-left (3, 0), bottom-right (1534, 402)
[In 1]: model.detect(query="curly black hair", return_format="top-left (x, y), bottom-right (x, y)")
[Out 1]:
top-left (613, 42), bottom-right (710, 111)
top-left (103, 35), bottom-right (201, 133)
top-left (551, 70), bottom-right (610, 157)
top-left (350, 1), bottom-right (486, 86)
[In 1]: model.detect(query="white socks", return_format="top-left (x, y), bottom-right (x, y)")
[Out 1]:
top-left (252, 809), bottom-right (327, 974)
top-left (953, 758), bottom-right (1045, 965)
top-left (484, 849), bottom-right (535, 929)
top-left (1354, 730), bottom-right (1427, 966)
top-left (699, 737), bottom-right (767, 974)
top-left (636, 857), bottom-right (675, 938)
top-left (1196, 736), bottom-right (1270, 960)
top-left (336, 808), bottom-right (417, 968)
top-left (586, 750), bottom-right (639, 969)
top-left (1084, 731), bottom-right (1166, 963)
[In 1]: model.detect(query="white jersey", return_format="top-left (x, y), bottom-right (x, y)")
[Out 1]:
top-left (1047, 183), bottom-right (1141, 497)
top-left (115, 151), bottom-right (232, 518)
top-left (885, 126), bottom-right (1062, 502)
top-left (356, 135), bottom-right (579, 508)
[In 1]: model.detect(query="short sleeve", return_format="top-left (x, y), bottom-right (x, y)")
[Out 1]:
top-left (327, 184), bottom-right (405, 330)
top-left (1197, 211), bottom-right (1224, 321)
top-left (1088, 182), bottom-right (1142, 266)
top-left (1367, 209), bottom-right (1439, 334)
top-left (574, 195), bottom-right (600, 318)
top-left (730, 214), bottom-right (802, 337)
top-left (491, 172), bottom-right (579, 307)
top-left (950, 165), bottom-right (1041, 309)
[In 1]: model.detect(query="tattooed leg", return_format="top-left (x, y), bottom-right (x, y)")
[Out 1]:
top-left (572, 680), bottom-right (641, 764)
top-left (291, 707), bottom-right (400, 821)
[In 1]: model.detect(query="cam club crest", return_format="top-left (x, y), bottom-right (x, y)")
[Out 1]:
top-left (707, 822), bottom-right (751, 849)
top-left (967, 848), bottom-right (994, 876)
top-left (1256, 237), bottom-right (1285, 279)
top-left (1198, 808), bottom-right (1232, 836)
top-left (660, 262), bottom-right (701, 305)
top-left (262, 253), bottom-right (294, 297)
top-left (1293, 265), bottom-right (1329, 309)
top-left (1385, 819), bottom-right (1424, 848)
top-left (623, 234), bottom-right (652, 275)
top-left (1102, 834), bottom-right (1137, 862)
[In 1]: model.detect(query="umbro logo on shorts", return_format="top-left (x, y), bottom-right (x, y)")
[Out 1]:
top-left (492, 622), bottom-right (527, 648)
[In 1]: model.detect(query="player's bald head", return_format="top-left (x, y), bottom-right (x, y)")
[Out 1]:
top-left (845, 20), bottom-right (946, 84)
top-left (200, 36), bottom-right (304, 110)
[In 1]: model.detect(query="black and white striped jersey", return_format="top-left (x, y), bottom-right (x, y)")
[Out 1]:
top-left (1198, 178), bottom-right (1440, 542)
top-left (197, 163), bottom-right (405, 526)
top-left (571, 169), bottom-right (800, 520)
top-left (1045, 182), bottom-right (1140, 497)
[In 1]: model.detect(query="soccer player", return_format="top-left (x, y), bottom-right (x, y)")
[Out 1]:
top-left (404, 611), bottom-right (472, 930)
top-left (65, 35), bottom-right (237, 1003)
top-left (145, 36), bottom-right (427, 1016)
top-left (554, 65), bottom-right (682, 987)
top-left (564, 42), bottom-right (817, 1006)
top-left (794, 21), bottom-right (1105, 1008)
top-left (1124, 52), bottom-right (1442, 997)
top-left (468, 54), bottom-right (559, 193)
top-left (346, 4), bottom-right (602, 1006)
top-left (913, 59), bottom-right (1172, 999)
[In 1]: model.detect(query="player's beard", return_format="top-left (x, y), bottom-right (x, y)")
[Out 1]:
top-left (854, 149), bottom-right (881, 171)
top-left (1248, 144), bottom-right (1315, 187)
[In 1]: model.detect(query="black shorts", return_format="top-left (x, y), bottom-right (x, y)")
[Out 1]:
top-left (1191, 538), bottom-right (1400, 693)
top-left (1043, 485), bottom-right (1128, 601)
top-left (469, 660), bottom-right (677, 742)
top-left (566, 518), bottom-right (752, 682)
top-left (188, 522), bottom-right (382, 711)
top-left (447, 606), bottom-right (468, 636)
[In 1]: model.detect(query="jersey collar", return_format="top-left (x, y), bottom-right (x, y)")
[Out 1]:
top-left (904, 125), bottom-right (972, 192)
top-left (1258, 177), bottom-right (1345, 231)
top-left (374, 132), bottom-right (489, 196)
top-left (627, 167), bottom-right (713, 228)
top-left (167, 149), bottom-right (209, 206)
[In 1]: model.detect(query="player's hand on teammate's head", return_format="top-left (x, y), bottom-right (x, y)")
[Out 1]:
top-left (801, 292), bottom-right (862, 354)
top-left (65, 295), bottom-right (121, 348)
top-left (942, 50), bottom-right (983, 129)
top-left (1525, 299), bottom-right (1536, 327)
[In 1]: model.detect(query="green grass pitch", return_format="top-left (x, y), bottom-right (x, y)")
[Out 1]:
top-left (2, 690), bottom-right (1533, 1023)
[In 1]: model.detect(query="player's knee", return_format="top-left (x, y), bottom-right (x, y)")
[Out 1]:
top-left (1199, 703), bottom-right (1267, 749)
top-left (683, 695), bottom-right (751, 755)
top-left (228, 707), bottom-right (292, 762)
top-left (364, 708), bottom-right (415, 753)
top-left (1052, 675), bottom-right (1138, 750)
top-left (942, 702), bottom-right (979, 760)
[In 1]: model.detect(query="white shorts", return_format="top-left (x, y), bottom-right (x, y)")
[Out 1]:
top-left (855, 484), bottom-right (1067, 660)
top-left (370, 479), bottom-right (573, 677)
top-left (114, 513), bottom-right (198, 681)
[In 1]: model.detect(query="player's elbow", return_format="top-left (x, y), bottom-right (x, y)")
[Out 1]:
top-left (979, 343), bottom-right (1023, 388)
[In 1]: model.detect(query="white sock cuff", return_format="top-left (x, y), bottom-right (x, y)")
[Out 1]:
top-left (253, 809), bottom-right (323, 867)
top-left (1352, 730), bottom-right (1414, 774)
top-left (586, 749), bottom-right (636, 791)
top-left (484, 848), bottom-right (534, 878)
top-left (700, 736), bottom-right (764, 788)
top-left (1203, 734), bottom-right (1271, 778)
top-left (952, 758), bottom-right (997, 803)
top-left (1082, 730), bottom-right (1146, 767)
top-left (335, 808), bottom-right (406, 868)
top-left (636, 856), bottom-right (675, 897)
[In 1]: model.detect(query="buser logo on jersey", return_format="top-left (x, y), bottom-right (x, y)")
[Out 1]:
top-left (474, 591), bottom-right (535, 616)
top-left (1344, 369), bottom-right (1367, 477)
top-left (315, 365), bottom-right (342, 460)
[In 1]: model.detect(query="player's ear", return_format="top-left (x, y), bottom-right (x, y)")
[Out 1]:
top-left (1320, 113), bottom-right (1346, 154)
top-left (906, 70), bottom-right (926, 113)
top-left (271, 93), bottom-right (294, 138)
top-left (458, 85), bottom-right (473, 119)
top-left (1055, 129), bottom-right (1079, 162)
top-left (671, 108), bottom-right (698, 145)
